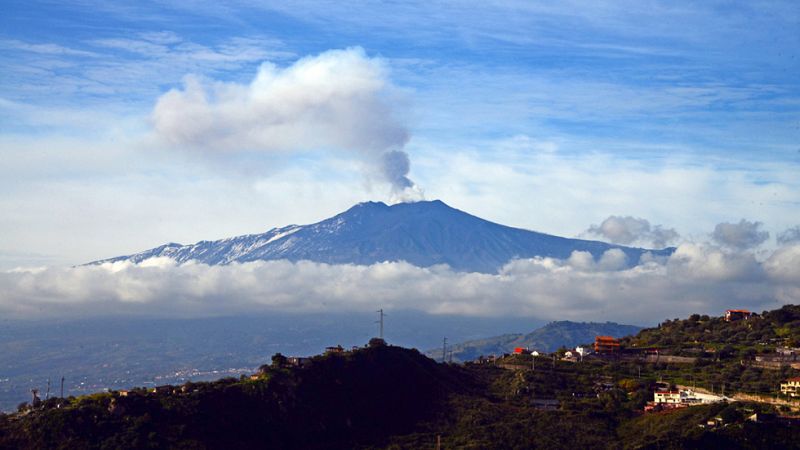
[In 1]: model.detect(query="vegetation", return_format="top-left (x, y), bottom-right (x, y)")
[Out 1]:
top-left (2, 306), bottom-right (800, 449)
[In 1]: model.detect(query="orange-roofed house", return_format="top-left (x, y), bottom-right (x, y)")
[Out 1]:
top-left (594, 336), bottom-right (620, 354)
top-left (725, 309), bottom-right (752, 322)
top-left (513, 347), bottom-right (527, 354)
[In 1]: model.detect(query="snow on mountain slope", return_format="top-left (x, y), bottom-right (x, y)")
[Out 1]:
top-left (90, 200), bottom-right (674, 273)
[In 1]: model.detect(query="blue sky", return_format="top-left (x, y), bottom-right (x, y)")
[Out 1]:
top-left (1, 0), bottom-right (799, 268)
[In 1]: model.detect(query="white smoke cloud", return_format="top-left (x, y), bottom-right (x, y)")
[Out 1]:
top-left (712, 219), bottom-right (770, 249)
top-left (2, 244), bottom-right (797, 324)
top-left (585, 215), bottom-right (679, 248)
top-left (152, 47), bottom-right (421, 198)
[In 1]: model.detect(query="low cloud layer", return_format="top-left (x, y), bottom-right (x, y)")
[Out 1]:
top-left (3, 243), bottom-right (798, 324)
top-left (152, 47), bottom-right (422, 199)
top-left (585, 215), bottom-right (679, 248)
top-left (712, 219), bottom-right (770, 249)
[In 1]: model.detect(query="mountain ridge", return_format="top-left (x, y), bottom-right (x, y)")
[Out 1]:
top-left (435, 320), bottom-right (643, 361)
top-left (90, 200), bottom-right (675, 273)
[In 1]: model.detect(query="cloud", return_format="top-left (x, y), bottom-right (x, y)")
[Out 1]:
top-left (152, 47), bottom-right (421, 197)
top-left (712, 219), bottom-right (769, 249)
top-left (2, 244), bottom-right (797, 324)
top-left (777, 226), bottom-right (800, 245)
top-left (0, 39), bottom-right (99, 57)
top-left (585, 215), bottom-right (679, 248)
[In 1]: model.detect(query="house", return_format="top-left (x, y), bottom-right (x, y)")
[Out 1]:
top-left (287, 356), bottom-right (312, 367)
top-left (776, 347), bottom-right (800, 357)
top-left (725, 309), bottom-right (751, 322)
top-left (117, 390), bottom-right (129, 397)
top-left (594, 336), bottom-right (620, 353)
top-left (531, 351), bottom-right (540, 357)
top-left (513, 347), bottom-right (526, 354)
top-left (150, 385), bottom-right (172, 395)
top-left (654, 391), bottom-right (681, 404)
top-left (780, 377), bottom-right (800, 397)
top-left (325, 345), bottom-right (345, 354)
top-left (575, 346), bottom-right (591, 357)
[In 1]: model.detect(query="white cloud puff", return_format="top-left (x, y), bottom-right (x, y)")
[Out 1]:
top-left (2, 244), bottom-right (797, 324)
top-left (153, 47), bottom-right (408, 153)
top-left (777, 226), bottom-right (800, 245)
top-left (712, 219), bottom-right (769, 249)
top-left (585, 215), bottom-right (679, 248)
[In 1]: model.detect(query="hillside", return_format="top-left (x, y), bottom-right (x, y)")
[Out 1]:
top-left (89, 200), bottom-right (674, 273)
top-left (624, 304), bottom-right (800, 350)
top-left (440, 320), bottom-right (642, 361)
top-left (3, 319), bottom-right (800, 449)
top-left (0, 344), bottom-right (473, 449)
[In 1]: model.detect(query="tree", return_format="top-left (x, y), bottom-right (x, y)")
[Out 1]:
top-left (719, 404), bottom-right (742, 423)
top-left (271, 353), bottom-right (288, 368)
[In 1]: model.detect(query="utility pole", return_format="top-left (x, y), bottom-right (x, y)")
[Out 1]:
top-left (442, 337), bottom-right (448, 363)
top-left (60, 376), bottom-right (64, 399)
top-left (375, 309), bottom-right (386, 339)
top-left (552, 354), bottom-right (556, 369)
top-left (45, 378), bottom-right (51, 400)
top-left (531, 352), bottom-right (535, 371)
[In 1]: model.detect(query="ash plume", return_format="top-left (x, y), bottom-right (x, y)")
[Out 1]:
top-left (151, 47), bottom-right (423, 200)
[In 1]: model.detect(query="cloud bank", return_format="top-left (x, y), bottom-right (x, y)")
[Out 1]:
top-left (152, 47), bottom-right (422, 200)
top-left (3, 243), bottom-right (798, 324)
top-left (585, 215), bottom-right (679, 248)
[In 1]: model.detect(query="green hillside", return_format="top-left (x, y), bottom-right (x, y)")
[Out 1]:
top-left (2, 307), bottom-right (800, 449)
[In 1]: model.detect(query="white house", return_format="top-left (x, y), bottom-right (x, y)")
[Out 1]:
top-left (654, 391), bottom-right (681, 404)
top-left (781, 377), bottom-right (800, 397)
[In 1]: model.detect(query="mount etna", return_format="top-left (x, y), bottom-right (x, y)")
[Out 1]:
top-left (91, 200), bottom-right (674, 273)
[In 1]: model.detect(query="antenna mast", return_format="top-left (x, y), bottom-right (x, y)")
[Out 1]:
top-left (442, 337), bottom-right (448, 363)
top-left (375, 309), bottom-right (386, 339)
top-left (60, 376), bottom-right (65, 398)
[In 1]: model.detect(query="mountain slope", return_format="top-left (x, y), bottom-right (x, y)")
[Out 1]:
top-left (90, 200), bottom-right (674, 273)
top-left (441, 321), bottom-right (643, 361)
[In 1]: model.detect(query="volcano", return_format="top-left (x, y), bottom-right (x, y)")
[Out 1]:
top-left (90, 200), bottom-right (674, 273)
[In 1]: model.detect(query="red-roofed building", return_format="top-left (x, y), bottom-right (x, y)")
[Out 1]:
top-left (513, 347), bottom-right (527, 354)
top-left (725, 309), bottom-right (751, 322)
top-left (594, 336), bottom-right (620, 353)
